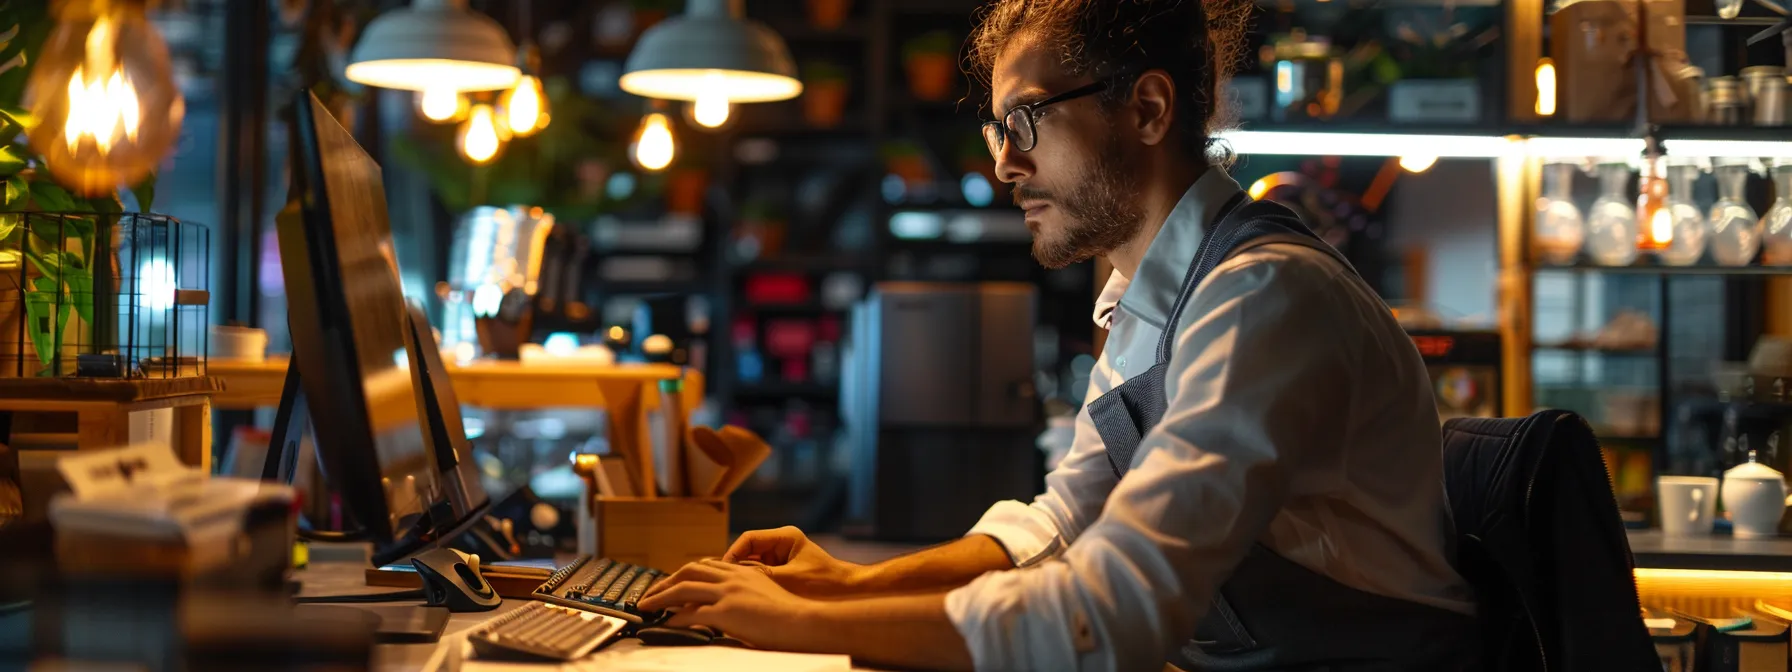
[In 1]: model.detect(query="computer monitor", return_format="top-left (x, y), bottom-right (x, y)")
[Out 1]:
top-left (274, 89), bottom-right (489, 566)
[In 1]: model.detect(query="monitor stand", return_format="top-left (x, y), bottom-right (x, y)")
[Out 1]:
top-left (263, 304), bottom-right (516, 563)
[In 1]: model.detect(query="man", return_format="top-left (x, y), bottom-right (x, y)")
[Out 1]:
top-left (639, 1), bottom-right (1480, 669)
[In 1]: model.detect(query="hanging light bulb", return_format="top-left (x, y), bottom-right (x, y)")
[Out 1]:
top-left (457, 103), bottom-right (508, 165)
top-left (690, 93), bottom-right (732, 129)
top-left (1399, 155), bottom-right (1438, 173)
top-left (631, 112), bottom-right (675, 172)
top-left (1637, 151), bottom-right (1672, 251)
top-left (416, 86), bottom-right (468, 123)
top-left (25, 0), bottom-right (184, 197)
top-left (497, 44), bottom-right (548, 136)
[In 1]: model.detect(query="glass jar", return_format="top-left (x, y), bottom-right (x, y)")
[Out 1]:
top-left (1763, 162), bottom-right (1792, 266)
top-left (1710, 159), bottom-right (1762, 266)
top-left (1535, 161), bottom-right (1586, 265)
top-left (1658, 158), bottom-right (1711, 266)
top-left (1585, 161), bottom-right (1639, 266)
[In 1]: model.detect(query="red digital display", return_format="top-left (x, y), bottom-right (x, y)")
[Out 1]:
top-left (1412, 335), bottom-right (1455, 358)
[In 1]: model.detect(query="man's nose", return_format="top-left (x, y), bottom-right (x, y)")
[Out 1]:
top-left (993, 138), bottom-right (1031, 185)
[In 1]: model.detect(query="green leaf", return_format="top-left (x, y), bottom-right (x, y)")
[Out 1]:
top-left (24, 274), bottom-right (60, 368)
top-left (0, 145), bottom-right (23, 176)
top-left (0, 107), bottom-right (37, 133)
top-left (60, 251), bottom-right (90, 324)
top-left (128, 174), bottom-right (156, 212)
top-left (3, 175), bottom-right (25, 206)
top-left (22, 248), bottom-right (56, 278)
top-left (28, 181), bottom-right (75, 212)
top-left (0, 212), bottom-right (16, 242)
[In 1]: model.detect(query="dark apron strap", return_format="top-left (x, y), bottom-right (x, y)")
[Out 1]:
top-left (1152, 191), bottom-right (1250, 365)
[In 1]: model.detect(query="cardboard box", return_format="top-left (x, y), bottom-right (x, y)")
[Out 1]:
top-left (591, 496), bottom-right (728, 571)
top-left (1550, 0), bottom-right (1695, 124)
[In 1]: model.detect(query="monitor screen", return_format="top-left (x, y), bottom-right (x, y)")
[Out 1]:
top-left (283, 90), bottom-right (486, 563)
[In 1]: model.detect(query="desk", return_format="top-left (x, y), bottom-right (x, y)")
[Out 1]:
top-left (295, 556), bottom-right (877, 671)
top-left (209, 358), bottom-right (703, 494)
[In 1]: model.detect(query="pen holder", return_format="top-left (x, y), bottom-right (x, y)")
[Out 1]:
top-left (588, 496), bottom-right (728, 571)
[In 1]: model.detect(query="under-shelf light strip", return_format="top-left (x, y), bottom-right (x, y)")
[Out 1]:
top-left (1217, 131), bottom-right (1792, 160)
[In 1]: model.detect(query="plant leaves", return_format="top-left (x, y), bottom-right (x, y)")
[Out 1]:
top-left (0, 212), bottom-right (15, 242)
top-left (22, 249), bottom-right (56, 278)
top-left (28, 180), bottom-right (76, 212)
top-left (0, 107), bottom-right (37, 133)
top-left (128, 174), bottom-right (156, 212)
top-left (3, 174), bottom-right (24, 206)
top-left (23, 288), bottom-right (52, 366)
top-left (0, 145), bottom-right (23, 176)
top-left (60, 251), bottom-right (90, 324)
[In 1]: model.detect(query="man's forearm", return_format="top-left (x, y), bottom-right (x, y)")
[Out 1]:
top-left (851, 534), bottom-right (1014, 594)
top-left (804, 592), bottom-right (974, 671)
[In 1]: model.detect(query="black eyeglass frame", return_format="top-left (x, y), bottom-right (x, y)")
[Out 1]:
top-left (981, 72), bottom-right (1133, 156)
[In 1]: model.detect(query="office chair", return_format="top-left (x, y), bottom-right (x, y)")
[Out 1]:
top-left (1440, 410), bottom-right (1659, 671)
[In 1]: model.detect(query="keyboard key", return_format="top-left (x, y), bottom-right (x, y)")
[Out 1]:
top-left (619, 571), bottom-right (658, 610)
top-left (602, 566), bottom-right (643, 604)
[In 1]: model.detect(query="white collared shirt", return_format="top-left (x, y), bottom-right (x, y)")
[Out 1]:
top-left (942, 168), bottom-right (1476, 671)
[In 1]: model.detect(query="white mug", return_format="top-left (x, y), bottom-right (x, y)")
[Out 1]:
top-left (1658, 476), bottom-right (1720, 536)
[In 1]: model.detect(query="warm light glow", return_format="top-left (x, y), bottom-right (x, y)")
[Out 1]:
top-left (631, 112), bottom-right (675, 171)
top-left (500, 75), bottom-right (546, 136)
top-left (417, 87), bottom-right (463, 122)
top-left (618, 68), bottom-right (802, 103)
top-left (63, 64), bottom-right (140, 157)
top-left (345, 59), bottom-right (520, 93)
top-left (1635, 567), bottom-right (1792, 586)
top-left (608, 326), bottom-right (626, 342)
top-left (1248, 178), bottom-right (1270, 200)
top-left (1649, 206), bottom-right (1673, 245)
top-left (457, 104), bottom-right (504, 165)
top-left (692, 88), bottom-right (731, 128)
top-left (1638, 162), bottom-right (1672, 250)
top-left (1399, 155), bottom-right (1437, 173)
top-left (1535, 59), bottom-right (1557, 116)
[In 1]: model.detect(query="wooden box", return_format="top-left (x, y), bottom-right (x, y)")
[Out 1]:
top-left (591, 496), bottom-right (728, 571)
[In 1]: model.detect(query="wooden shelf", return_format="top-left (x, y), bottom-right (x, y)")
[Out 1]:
top-left (1534, 263), bottom-right (1792, 276)
top-left (1629, 529), bottom-right (1792, 572)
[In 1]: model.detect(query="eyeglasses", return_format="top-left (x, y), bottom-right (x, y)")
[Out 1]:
top-left (981, 76), bottom-right (1118, 157)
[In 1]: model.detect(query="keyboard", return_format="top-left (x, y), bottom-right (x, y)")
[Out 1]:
top-left (533, 555), bottom-right (668, 624)
top-left (468, 601), bottom-right (627, 661)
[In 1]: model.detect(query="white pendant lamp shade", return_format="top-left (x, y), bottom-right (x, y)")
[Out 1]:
top-left (619, 0), bottom-right (802, 103)
top-left (346, 0), bottom-right (520, 92)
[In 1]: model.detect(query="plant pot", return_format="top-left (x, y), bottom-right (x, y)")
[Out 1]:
top-left (904, 54), bottom-right (957, 102)
top-left (803, 81), bottom-right (849, 127)
top-left (667, 170), bottom-right (709, 216)
top-left (806, 0), bottom-right (851, 30)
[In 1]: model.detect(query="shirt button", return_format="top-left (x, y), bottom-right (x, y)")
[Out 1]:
top-left (1115, 355), bottom-right (1126, 372)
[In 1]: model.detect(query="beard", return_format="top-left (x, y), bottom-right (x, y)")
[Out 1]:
top-left (1019, 135), bottom-right (1144, 270)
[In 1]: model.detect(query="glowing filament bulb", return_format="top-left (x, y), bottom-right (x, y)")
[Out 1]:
top-left (458, 104), bottom-right (503, 165)
top-left (63, 64), bottom-right (141, 156)
top-left (632, 112), bottom-right (675, 171)
top-left (1399, 155), bottom-right (1437, 173)
top-left (502, 75), bottom-right (546, 136)
top-left (1535, 59), bottom-right (1557, 116)
top-left (692, 84), bottom-right (730, 128)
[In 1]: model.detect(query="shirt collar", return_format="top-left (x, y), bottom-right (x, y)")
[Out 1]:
top-left (1092, 168), bottom-right (1244, 330)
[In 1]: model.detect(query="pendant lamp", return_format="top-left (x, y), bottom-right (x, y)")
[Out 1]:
top-left (619, 0), bottom-right (801, 104)
top-left (346, 0), bottom-right (520, 92)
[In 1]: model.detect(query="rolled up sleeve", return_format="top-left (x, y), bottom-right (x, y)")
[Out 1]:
top-left (946, 256), bottom-right (1352, 672)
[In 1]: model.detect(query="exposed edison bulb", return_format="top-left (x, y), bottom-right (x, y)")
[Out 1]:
top-left (499, 75), bottom-right (548, 136)
top-left (631, 112), bottom-right (675, 172)
top-left (416, 87), bottom-right (467, 123)
top-left (1637, 156), bottom-right (1672, 250)
top-left (26, 2), bottom-right (184, 197)
top-left (1399, 155), bottom-right (1438, 173)
top-left (457, 104), bottom-right (508, 165)
top-left (1535, 58), bottom-right (1557, 117)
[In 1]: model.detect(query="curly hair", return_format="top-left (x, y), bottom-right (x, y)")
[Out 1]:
top-left (967, 0), bottom-right (1253, 159)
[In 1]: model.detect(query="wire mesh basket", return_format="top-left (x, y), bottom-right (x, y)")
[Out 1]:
top-left (0, 211), bottom-right (209, 379)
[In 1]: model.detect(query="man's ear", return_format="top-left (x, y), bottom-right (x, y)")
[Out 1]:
top-left (1131, 70), bottom-right (1175, 147)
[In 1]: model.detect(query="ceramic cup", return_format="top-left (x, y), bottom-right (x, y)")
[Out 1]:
top-left (1722, 469), bottom-right (1792, 538)
top-left (1659, 476), bottom-right (1720, 535)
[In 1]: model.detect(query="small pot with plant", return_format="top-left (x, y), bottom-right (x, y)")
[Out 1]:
top-left (801, 61), bottom-right (851, 127)
top-left (902, 31), bottom-right (959, 102)
top-left (881, 141), bottom-right (934, 201)
top-left (806, 0), bottom-right (852, 30)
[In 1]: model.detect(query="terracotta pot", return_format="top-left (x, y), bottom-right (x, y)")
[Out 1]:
top-left (886, 155), bottom-right (931, 189)
top-left (803, 81), bottom-right (849, 127)
top-left (667, 169), bottom-right (709, 215)
top-left (905, 53), bottom-right (957, 102)
top-left (806, 0), bottom-right (851, 29)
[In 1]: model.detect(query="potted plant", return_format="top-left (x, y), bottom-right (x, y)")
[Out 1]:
top-left (801, 61), bottom-right (851, 128)
top-left (902, 31), bottom-right (959, 102)
top-left (733, 199), bottom-right (787, 262)
top-left (882, 140), bottom-right (933, 195)
top-left (666, 168), bottom-right (708, 216)
top-left (806, 0), bottom-right (852, 30)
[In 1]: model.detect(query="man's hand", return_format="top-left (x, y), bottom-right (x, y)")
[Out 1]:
top-left (716, 526), bottom-right (866, 597)
top-left (636, 559), bottom-right (823, 652)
